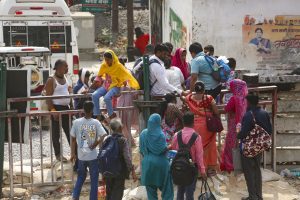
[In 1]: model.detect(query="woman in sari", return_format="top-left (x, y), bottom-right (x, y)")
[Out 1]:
top-left (221, 79), bottom-right (248, 172)
top-left (185, 81), bottom-right (220, 175)
top-left (140, 114), bottom-right (174, 200)
top-left (172, 48), bottom-right (190, 80)
top-left (161, 93), bottom-right (183, 144)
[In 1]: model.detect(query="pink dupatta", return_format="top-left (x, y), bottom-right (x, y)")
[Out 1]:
top-left (172, 48), bottom-right (189, 80)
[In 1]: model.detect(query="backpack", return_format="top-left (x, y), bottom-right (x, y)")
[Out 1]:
top-left (204, 55), bottom-right (231, 83)
top-left (98, 135), bottom-right (122, 178)
top-left (132, 58), bottom-right (161, 90)
top-left (171, 131), bottom-right (198, 186)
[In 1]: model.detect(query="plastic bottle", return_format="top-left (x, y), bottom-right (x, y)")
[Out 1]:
top-left (290, 170), bottom-right (300, 177)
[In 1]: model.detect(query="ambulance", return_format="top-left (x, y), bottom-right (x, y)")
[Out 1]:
top-left (0, 0), bottom-right (80, 94)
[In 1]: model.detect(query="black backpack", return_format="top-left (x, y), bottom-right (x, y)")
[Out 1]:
top-left (171, 131), bottom-right (198, 186)
top-left (132, 58), bottom-right (160, 90)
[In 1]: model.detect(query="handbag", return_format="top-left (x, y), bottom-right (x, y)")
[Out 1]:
top-left (198, 180), bottom-right (216, 200)
top-left (203, 95), bottom-right (223, 133)
top-left (242, 111), bottom-right (272, 158)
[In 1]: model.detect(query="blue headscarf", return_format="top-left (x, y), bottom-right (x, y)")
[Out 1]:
top-left (140, 114), bottom-right (167, 155)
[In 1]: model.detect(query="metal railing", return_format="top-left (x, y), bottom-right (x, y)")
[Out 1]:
top-left (1, 86), bottom-right (278, 197)
top-left (2, 92), bottom-right (138, 198)
top-left (219, 85), bottom-right (278, 171)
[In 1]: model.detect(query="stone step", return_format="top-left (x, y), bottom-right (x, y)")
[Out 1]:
top-left (275, 114), bottom-right (300, 132)
top-left (276, 133), bottom-right (300, 146)
top-left (276, 99), bottom-right (300, 113)
top-left (266, 148), bottom-right (300, 163)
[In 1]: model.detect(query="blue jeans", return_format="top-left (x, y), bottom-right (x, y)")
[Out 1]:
top-left (92, 87), bottom-right (120, 116)
top-left (72, 159), bottom-right (99, 200)
top-left (176, 178), bottom-right (197, 200)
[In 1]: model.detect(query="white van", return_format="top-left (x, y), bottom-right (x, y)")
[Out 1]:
top-left (0, 46), bottom-right (52, 143)
top-left (0, 0), bottom-right (80, 92)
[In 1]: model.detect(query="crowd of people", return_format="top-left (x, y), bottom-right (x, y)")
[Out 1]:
top-left (43, 38), bottom-right (272, 200)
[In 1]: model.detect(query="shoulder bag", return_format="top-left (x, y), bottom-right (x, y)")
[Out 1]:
top-left (242, 111), bottom-right (272, 158)
top-left (203, 95), bottom-right (223, 133)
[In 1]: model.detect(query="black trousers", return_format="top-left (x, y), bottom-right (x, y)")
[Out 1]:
top-left (205, 84), bottom-right (222, 99)
top-left (106, 177), bottom-right (126, 200)
top-left (241, 153), bottom-right (263, 200)
top-left (51, 105), bottom-right (70, 157)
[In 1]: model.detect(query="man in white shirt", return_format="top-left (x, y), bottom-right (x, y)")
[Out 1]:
top-left (150, 44), bottom-right (183, 96)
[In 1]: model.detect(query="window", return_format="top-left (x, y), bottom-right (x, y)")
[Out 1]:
top-left (49, 26), bottom-right (72, 53)
top-left (11, 26), bottom-right (27, 46)
top-left (28, 26), bottom-right (49, 47)
top-left (3, 25), bottom-right (72, 53)
top-left (66, 26), bottom-right (72, 53)
top-left (3, 26), bottom-right (11, 46)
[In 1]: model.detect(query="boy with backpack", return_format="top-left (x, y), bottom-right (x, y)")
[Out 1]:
top-left (70, 101), bottom-right (107, 200)
top-left (98, 118), bottom-right (137, 200)
top-left (171, 112), bottom-right (206, 200)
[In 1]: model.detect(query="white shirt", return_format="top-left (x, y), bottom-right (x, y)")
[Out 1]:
top-left (52, 76), bottom-right (70, 106)
top-left (149, 55), bottom-right (183, 96)
top-left (165, 66), bottom-right (185, 91)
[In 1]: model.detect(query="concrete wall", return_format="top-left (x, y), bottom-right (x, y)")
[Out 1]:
top-left (162, 0), bottom-right (193, 53)
top-left (191, 0), bottom-right (300, 75)
top-left (71, 12), bottom-right (95, 50)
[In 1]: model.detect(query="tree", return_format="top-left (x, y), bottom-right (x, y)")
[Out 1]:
top-left (127, 0), bottom-right (134, 47)
top-left (111, 0), bottom-right (119, 43)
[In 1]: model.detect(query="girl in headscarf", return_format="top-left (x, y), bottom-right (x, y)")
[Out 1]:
top-left (92, 50), bottom-right (140, 120)
top-left (140, 114), bottom-right (174, 200)
top-left (171, 48), bottom-right (190, 80)
top-left (221, 79), bottom-right (248, 172)
top-left (73, 68), bottom-right (91, 110)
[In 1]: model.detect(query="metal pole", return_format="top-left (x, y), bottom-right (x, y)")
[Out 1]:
top-left (272, 88), bottom-right (278, 172)
top-left (142, 55), bottom-right (150, 123)
top-left (0, 62), bottom-right (7, 196)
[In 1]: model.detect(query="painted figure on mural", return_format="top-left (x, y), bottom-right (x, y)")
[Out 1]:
top-left (249, 28), bottom-right (271, 54)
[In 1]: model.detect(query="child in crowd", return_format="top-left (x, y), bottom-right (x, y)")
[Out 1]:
top-left (73, 68), bottom-right (91, 109)
top-left (70, 101), bottom-right (107, 200)
top-left (171, 112), bottom-right (206, 199)
top-left (89, 76), bottom-right (103, 93)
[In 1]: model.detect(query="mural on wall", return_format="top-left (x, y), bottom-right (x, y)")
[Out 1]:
top-left (169, 8), bottom-right (187, 50)
top-left (243, 15), bottom-right (300, 72)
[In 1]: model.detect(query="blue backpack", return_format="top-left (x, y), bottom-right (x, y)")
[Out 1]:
top-left (204, 55), bottom-right (231, 83)
top-left (98, 135), bottom-right (122, 178)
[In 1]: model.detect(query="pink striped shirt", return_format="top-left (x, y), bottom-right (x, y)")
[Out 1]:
top-left (171, 127), bottom-right (206, 174)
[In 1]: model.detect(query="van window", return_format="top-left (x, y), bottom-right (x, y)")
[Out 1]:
top-left (3, 25), bottom-right (72, 53)
top-left (49, 26), bottom-right (72, 53)
top-left (11, 26), bottom-right (27, 46)
top-left (28, 26), bottom-right (49, 47)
